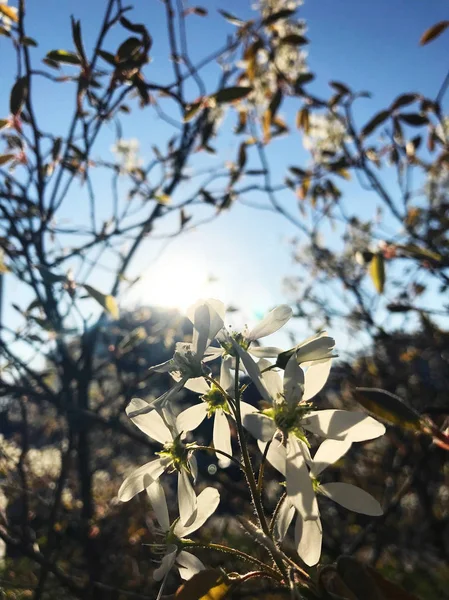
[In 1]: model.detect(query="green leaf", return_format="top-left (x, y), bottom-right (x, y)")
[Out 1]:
top-left (83, 284), bottom-right (119, 319)
top-left (212, 86), bottom-right (252, 104)
top-left (46, 50), bottom-right (82, 65)
top-left (42, 57), bottom-right (61, 70)
top-left (420, 20), bottom-right (449, 45)
top-left (0, 154), bottom-right (14, 166)
top-left (369, 253), bottom-right (385, 293)
top-left (0, 119), bottom-right (9, 130)
top-left (21, 36), bottom-right (38, 47)
top-left (10, 77), bottom-right (28, 116)
top-left (355, 387), bottom-right (422, 431)
top-left (361, 109), bottom-right (390, 137)
top-left (398, 243), bottom-right (442, 263)
top-left (175, 569), bottom-right (231, 600)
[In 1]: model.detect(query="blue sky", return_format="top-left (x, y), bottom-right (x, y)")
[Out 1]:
top-left (1, 0), bottom-right (448, 357)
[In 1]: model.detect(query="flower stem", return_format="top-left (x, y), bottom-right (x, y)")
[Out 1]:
top-left (190, 445), bottom-right (243, 469)
top-left (184, 542), bottom-right (282, 582)
top-left (232, 355), bottom-right (289, 582)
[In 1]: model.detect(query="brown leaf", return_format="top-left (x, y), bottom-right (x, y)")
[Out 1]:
top-left (420, 20), bottom-right (449, 45)
top-left (361, 109), bottom-right (390, 137)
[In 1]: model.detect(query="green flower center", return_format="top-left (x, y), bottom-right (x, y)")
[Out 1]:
top-left (264, 400), bottom-right (312, 439)
top-left (158, 434), bottom-right (189, 471)
top-left (220, 331), bottom-right (250, 357)
top-left (203, 385), bottom-right (229, 416)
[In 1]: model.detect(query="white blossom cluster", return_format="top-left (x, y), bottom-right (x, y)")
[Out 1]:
top-left (303, 113), bottom-right (349, 161)
top-left (119, 298), bottom-right (385, 589)
top-left (110, 138), bottom-right (143, 173)
top-left (240, 1), bottom-right (308, 110)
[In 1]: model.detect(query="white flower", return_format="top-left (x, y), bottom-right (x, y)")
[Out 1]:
top-left (268, 438), bottom-right (383, 566)
top-left (234, 343), bottom-right (384, 445)
top-left (209, 303), bottom-right (293, 362)
top-left (176, 357), bottom-right (257, 468)
top-left (0, 1), bottom-right (18, 32)
top-left (111, 138), bottom-right (142, 172)
top-left (118, 402), bottom-right (198, 526)
top-left (129, 300), bottom-right (225, 417)
top-left (303, 113), bottom-right (349, 158)
top-left (146, 481), bottom-right (219, 587)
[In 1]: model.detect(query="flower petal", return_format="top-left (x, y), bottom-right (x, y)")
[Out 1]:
top-left (303, 410), bottom-right (386, 442)
top-left (126, 398), bottom-right (171, 444)
top-left (176, 403), bottom-right (208, 436)
top-left (213, 409), bottom-right (232, 468)
top-left (146, 480), bottom-right (170, 532)
top-left (250, 346), bottom-right (283, 358)
top-left (243, 413), bottom-right (276, 442)
top-left (232, 342), bottom-right (272, 403)
top-left (240, 400), bottom-right (258, 418)
top-left (184, 377), bottom-right (210, 394)
top-left (302, 359), bottom-right (332, 402)
top-left (219, 356), bottom-right (235, 396)
top-left (310, 439), bottom-right (352, 478)
top-left (192, 304), bottom-right (210, 359)
top-left (319, 482), bottom-right (383, 516)
top-left (118, 458), bottom-right (167, 502)
top-left (286, 436), bottom-right (318, 520)
top-left (189, 454), bottom-right (198, 483)
top-left (153, 546), bottom-right (177, 581)
top-left (177, 551), bottom-right (205, 580)
top-left (295, 515), bottom-right (322, 566)
top-left (247, 305), bottom-right (292, 341)
top-left (295, 332), bottom-right (336, 363)
top-left (178, 470), bottom-right (197, 526)
top-left (274, 499), bottom-right (295, 541)
top-left (174, 486), bottom-right (220, 538)
top-left (283, 355), bottom-right (305, 406)
top-left (260, 362), bottom-right (283, 401)
top-left (258, 439), bottom-right (287, 476)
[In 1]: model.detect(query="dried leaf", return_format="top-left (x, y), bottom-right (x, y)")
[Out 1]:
top-left (10, 77), bottom-right (28, 116)
top-left (361, 109), bottom-right (390, 137)
top-left (420, 20), bottom-right (449, 45)
top-left (0, 154), bottom-right (14, 166)
top-left (0, 4), bottom-right (18, 22)
top-left (212, 86), bottom-right (252, 104)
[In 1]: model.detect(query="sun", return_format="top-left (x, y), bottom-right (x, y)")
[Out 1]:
top-left (132, 254), bottom-right (222, 314)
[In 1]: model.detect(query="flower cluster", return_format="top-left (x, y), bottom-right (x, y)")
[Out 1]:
top-left (303, 113), bottom-right (349, 162)
top-left (110, 138), bottom-right (142, 173)
top-left (119, 298), bottom-right (385, 592)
